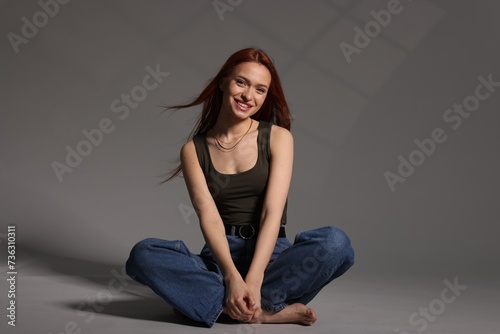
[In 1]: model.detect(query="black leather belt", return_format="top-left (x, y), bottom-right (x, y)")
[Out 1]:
top-left (224, 224), bottom-right (286, 240)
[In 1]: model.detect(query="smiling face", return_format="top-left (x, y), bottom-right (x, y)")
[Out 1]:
top-left (219, 61), bottom-right (271, 121)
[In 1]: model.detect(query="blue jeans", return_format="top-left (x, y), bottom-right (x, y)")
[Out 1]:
top-left (125, 226), bottom-right (354, 327)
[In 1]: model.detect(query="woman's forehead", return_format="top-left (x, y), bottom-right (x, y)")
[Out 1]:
top-left (231, 62), bottom-right (271, 85)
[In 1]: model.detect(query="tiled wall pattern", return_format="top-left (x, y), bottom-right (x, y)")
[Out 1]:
top-left (1, 0), bottom-right (499, 277)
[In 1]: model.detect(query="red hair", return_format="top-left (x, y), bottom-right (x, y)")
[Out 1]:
top-left (160, 47), bottom-right (291, 183)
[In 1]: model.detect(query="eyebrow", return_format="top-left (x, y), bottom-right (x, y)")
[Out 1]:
top-left (235, 75), bottom-right (269, 89)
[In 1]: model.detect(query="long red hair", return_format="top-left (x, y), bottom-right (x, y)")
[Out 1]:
top-left (160, 47), bottom-right (291, 183)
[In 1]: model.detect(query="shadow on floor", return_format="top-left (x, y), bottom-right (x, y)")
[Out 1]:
top-left (62, 297), bottom-right (239, 327)
top-left (61, 297), bottom-right (207, 326)
top-left (20, 243), bottom-right (239, 327)
top-left (15, 242), bottom-right (148, 294)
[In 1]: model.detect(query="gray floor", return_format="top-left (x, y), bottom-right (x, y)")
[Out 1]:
top-left (1, 257), bottom-right (499, 334)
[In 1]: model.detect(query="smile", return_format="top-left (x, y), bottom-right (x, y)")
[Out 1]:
top-left (235, 100), bottom-right (252, 110)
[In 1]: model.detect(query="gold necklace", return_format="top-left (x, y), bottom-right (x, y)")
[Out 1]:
top-left (213, 119), bottom-right (253, 152)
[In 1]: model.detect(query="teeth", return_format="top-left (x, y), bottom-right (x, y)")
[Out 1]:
top-left (237, 101), bottom-right (250, 108)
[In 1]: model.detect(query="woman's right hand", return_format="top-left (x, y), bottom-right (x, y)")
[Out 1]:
top-left (224, 274), bottom-right (256, 322)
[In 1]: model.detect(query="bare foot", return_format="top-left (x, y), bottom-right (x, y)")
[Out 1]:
top-left (251, 303), bottom-right (317, 325)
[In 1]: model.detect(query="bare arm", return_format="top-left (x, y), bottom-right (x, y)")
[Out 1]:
top-left (180, 140), bottom-right (255, 320)
top-left (245, 126), bottom-right (294, 289)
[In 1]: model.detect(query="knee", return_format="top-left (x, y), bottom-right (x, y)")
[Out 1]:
top-left (324, 226), bottom-right (351, 248)
top-left (125, 238), bottom-right (160, 275)
top-left (128, 238), bottom-right (159, 260)
top-left (315, 226), bottom-right (355, 265)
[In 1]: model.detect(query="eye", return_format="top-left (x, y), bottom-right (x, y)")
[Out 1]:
top-left (235, 79), bottom-right (245, 86)
top-left (256, 88), bottom-right (267, 94)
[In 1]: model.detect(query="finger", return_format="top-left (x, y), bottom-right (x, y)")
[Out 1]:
top-left (236, 298), bottom-right (253, 316)
top-left (247, 294), bottom-right (256, 308)
top-left (229, 308), bottom-right (244, 321)
top-left (227, 300), bottom-right (243, 319)
top-left (250, 307), bottom-right (261, 322)
top-left (228, 298), bottom-right (246, 317)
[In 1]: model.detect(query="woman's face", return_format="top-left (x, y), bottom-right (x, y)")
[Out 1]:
top-left (220, 61), bottom-right (271, 120)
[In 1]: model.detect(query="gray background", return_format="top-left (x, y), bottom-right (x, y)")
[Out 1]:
top-left (1, 0), bottom-right (499, 333)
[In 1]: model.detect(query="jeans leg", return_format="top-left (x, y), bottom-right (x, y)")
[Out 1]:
top-left (125, 238), bottom-right (225, 327)
top-left (260, 226), bottom-right (355, 312)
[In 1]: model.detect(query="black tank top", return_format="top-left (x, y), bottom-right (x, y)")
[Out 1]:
top-left (193, 121), bottom-right (287, 227)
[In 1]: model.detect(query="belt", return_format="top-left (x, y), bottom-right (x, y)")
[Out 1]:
top-left (224, 224), bottom-right (286, 240)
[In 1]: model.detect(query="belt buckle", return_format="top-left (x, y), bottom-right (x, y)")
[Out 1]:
top-left (238, 225), bottom-right (255, 240)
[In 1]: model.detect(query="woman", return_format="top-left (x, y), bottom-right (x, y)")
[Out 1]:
top-left (125, 47), bottom-right (355, 327)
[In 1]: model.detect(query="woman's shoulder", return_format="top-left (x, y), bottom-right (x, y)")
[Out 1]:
top-left (180, 139), bottom-right (195, 160)
top-left (181, 135), bottom-right (204, 159)
top-left (268, 123), bottom-right (293, 158)
top-left (181, 132), bottom-right (206, 154)
top-left (269, 123), bottom-right (293, 142)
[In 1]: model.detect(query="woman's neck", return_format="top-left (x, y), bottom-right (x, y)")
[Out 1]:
top-left (209, 117), bottom-right (254, 141)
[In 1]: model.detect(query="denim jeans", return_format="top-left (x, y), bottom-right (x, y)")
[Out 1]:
top-left (125, 226), bottom-right (355, 327)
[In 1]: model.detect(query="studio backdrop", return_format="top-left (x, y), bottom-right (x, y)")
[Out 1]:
top-left (1, 0), bottom-right (499, 290)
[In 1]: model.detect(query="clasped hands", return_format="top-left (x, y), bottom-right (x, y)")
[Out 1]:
top-left (224, 275), bottom-right (263, 323)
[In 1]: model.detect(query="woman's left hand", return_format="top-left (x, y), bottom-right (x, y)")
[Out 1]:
top-left (245, 281), bottom-right (263, 322)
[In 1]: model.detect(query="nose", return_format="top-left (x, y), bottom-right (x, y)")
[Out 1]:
top-left (241, 88), bottom-right (252, 101)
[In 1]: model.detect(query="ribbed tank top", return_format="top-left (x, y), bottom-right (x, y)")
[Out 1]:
top-left (193, 120), bottom-right (287, 227)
